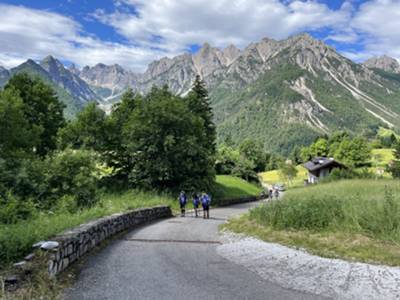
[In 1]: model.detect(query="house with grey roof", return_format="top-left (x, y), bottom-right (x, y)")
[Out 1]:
top-left (303, 157), bottom-right (345, 184)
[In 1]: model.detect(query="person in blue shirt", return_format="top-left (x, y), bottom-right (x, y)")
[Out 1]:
top-left (192, 193), bottom-right (200, 217)
top-left (178, 191), bottom-right (187, 217)
top-left (201, 192), bottom-right (211, 219)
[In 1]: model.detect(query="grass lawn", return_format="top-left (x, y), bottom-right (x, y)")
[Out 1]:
top-left (0, 175), bottom-right (260, 268)
top-left (223, 179), bottom-right (400, 266)
top-left (213, 175), bottom-right (263, 201)
top-left (259, 165), bottom-right (308, 188)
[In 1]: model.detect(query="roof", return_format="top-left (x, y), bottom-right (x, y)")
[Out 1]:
top-left (303, 157), bottom-right (345, 172)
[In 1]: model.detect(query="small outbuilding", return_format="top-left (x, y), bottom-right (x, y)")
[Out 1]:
top-left (303, 157), bottom-right (345, 184)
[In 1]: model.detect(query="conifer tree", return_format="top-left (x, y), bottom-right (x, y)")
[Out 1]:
top-left (186, 75), bottom-right (216, 154)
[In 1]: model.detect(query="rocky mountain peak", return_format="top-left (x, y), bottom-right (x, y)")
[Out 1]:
top-left (68, 64), bottom-right (80, 75)
top-left (193, 42), bottom-right (225, 76)
top-left (363, 55), bottom-right (400, 73)
top-left (222, 44), bottom-right (241, 65)
top-left (40, 55), bottom-right (65, 73)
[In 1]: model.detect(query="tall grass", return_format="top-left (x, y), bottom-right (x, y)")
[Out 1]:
top-left (0, 191), bottom-right (177, 267)
top-left (250, 180), bottom-right (400, 241)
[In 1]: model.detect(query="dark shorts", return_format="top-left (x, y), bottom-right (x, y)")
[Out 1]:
top-left (202, 205), bottom-right (209, 211)
top-left (180, 203), bottom-right (186, 209)
top-left (193, 203), bottom-right (199, 209)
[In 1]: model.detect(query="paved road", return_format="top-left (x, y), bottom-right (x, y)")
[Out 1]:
top-left (64, 202), bottom-right (326, 300)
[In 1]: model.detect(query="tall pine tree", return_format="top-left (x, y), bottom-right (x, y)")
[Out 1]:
top-left (186, 75), bottom-right (216, 154)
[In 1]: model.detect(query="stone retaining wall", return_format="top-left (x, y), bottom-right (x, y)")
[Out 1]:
top-left (44, 205), bottom-right (172, 276)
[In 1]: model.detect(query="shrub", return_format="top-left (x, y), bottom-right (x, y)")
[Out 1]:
top-left (41, 149), bottom-right (99, 209)
top-left (0, 192), bottom-right (36, 224)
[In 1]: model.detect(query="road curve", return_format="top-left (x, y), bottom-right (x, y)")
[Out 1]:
top-left (64, 202), bottom-right (325, 300)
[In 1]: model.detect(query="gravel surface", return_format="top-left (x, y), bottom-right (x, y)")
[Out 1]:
top-left (218, 232), bottom-right (400, 300)
top-left (64, 201), bottom-right (323, 300)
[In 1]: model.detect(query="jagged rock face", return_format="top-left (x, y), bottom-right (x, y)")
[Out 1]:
top-left (68, 64), bottom-right (81, 76)
top-left (192, 43), bottom-right (226, 78)
top-left (222, 44), bottom-right (241, 65)
top-left (79, 63), bottom-right (138, 93)
top-left (40, 56), bottom-right (98, 103)
top-left (363, 55), bottom-right (400, 73)
top-left (140, 53), bottom-right (197, 95)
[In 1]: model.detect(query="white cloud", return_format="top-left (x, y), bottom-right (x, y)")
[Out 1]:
top-left (0, 4), bottom-right (165, 71)
top-left (1, 1), bottom-right (400, 70)
top-left (345, 0), bottom-right (400, 61)
top-left (97, 0), bottom-right (350, 52)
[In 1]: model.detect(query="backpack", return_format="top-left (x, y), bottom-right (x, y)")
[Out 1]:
top-left (179, 194), bottom-right (187, 205)
top-left (201, 194), bottom-right (210, 206)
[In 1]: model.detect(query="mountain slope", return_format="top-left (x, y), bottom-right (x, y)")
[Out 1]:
top-left (56, 34), bottom-right (400, 153)
top-left (40, 56), bottom-right (99, 104)
top-left (3, 59), bottom-right (97, 118)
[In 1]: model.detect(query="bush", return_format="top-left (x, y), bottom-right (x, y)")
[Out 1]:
top-left (41, 149), bottom-right (100, 209)
top-left (0, 192), bottom-right (36, 224)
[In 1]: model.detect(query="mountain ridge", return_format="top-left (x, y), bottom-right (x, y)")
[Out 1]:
top-left (2, 33), bottom-right (400, 153)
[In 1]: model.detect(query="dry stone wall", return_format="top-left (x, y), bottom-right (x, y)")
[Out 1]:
top-left (42, 206), bottom-right (172, 276)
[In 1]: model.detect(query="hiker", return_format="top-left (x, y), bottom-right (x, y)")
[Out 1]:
top-left (201, 192), bottom-right (211, 219)
top-left (192, 193), bottom-right (200, 217)
top-left (274, 188), bottom-right (279, 199)
top-left (179, 191), bottom-right (187, 217)
top-left (268, 189), bottom-right (273, 200)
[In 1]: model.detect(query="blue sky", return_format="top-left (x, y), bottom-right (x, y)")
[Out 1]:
top-left (0, 0), bottom-right (399, 71)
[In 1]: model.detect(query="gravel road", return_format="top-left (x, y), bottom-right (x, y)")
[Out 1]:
top-left (64, 201), bottom-right (324, 300)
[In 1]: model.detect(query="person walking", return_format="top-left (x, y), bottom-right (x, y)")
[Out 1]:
top-left (201, 192), bottom-right (211, 219)
top-left (269, 189), bottom-right (273, 200)
top-left (192, 193), bottom-right (200, 217)
top-left (274, 188), bottom-right (279, 199)
top-left (179, 191), bottom-right (187, 217)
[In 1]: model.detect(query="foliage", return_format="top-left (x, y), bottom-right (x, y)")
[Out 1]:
top-left (278, 161), bottom-right (298, 185)
top-left (4, 73), bottom-right (65, 156)
top-left (186, 75), bottom-right (216, 155)
top-left (58, 102), bottom-right (107, 151)
top-left (388, 140), bottom-right (400, 178)
top-left (215, 145), bottom-right (258, 182)
top-left (300, 131), bottom-right (371, 167)
top-left (104, 89), bottom-right (140, 183)
top-left (123, 86), bottom-right (215, 191)
top-left (0, 88), bottom-right (40, 160)
top-left (0, 192), bottom-right (36, 224)
top-left (40, 149), bottom-right (100, 208)
top-left (238, 139), bottom-right (267, 172)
